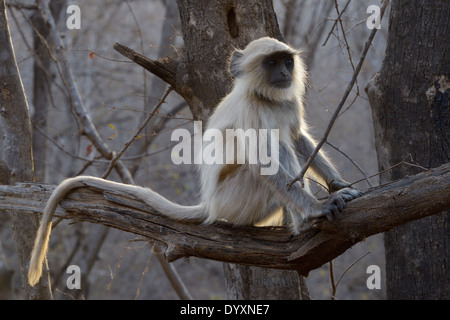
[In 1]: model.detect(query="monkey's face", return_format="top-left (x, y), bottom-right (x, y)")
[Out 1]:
top-left (229, 37), bottom-right (307, 102)
top-left (263, 52), bottom-right (294, 89)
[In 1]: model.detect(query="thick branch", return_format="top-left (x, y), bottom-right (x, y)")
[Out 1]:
top-left (0, 163), bottom-right (449, 276)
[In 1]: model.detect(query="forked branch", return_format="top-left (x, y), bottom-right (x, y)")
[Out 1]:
top-left (0, 162), bottom-right (449, 276)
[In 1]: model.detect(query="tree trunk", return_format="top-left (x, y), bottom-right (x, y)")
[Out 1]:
top-left (366, 0), bottom-right (449, 299)
top-left (175, 0), bottom-right (307, 300)
top-left (31, 0), bottom-right (65, 182)
top-left (0, 0), bottom-right (51, 299)
top-left (224, 265), bottom-right (309, 300)
top-left (175, 0), bottom-right (282, 119)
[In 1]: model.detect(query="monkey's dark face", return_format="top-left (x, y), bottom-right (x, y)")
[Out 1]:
top-left (263, 52), bottom-right (294, 89)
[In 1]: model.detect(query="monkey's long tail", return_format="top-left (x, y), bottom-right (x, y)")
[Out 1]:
top-left (28, 176), bottom-right (207, 287)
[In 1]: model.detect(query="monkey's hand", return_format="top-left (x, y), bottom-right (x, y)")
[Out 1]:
top-left (328, 179), bottom-right (355, 193)
top-left (312, 187), bottom-right (363, 222)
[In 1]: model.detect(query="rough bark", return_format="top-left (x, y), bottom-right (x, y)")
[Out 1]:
top-left (366, 0), bottom-right (450, 299)
top-left (0, 0), bottom-right (51, 299)
top-left (1, 162), bottom-right (448, 277)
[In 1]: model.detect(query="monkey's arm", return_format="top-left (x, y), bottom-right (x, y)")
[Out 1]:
top-left (261, 143), bottom-right (351, 225)
top-left (293, 133), bottom-right (352, 192)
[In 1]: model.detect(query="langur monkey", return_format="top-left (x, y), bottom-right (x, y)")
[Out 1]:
top-left (28, 37), bottom-right (362, 286)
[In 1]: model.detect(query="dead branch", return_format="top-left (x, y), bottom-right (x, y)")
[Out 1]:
top-left (113, 43), bottom-right (179, 91)
top-left (0, 162), bottom-right (448, 276)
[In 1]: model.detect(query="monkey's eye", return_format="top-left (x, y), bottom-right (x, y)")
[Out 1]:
top-left (265, 59), bottom-right (277, 67)
top-left (285, 59), bottom-right (294, 67)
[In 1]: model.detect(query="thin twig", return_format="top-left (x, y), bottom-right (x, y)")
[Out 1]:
top-left (329, 252), bottom-right (371, 300)
top-left (124, 0), bottom-right (147, 112)
top-left (105, 244), bottom-right (127, 300)
top-left (333, 0), bottom-right (361, 117)
top-left (350, 159), bottom-right (429, 188)
top-left (102, 86), bottom-right (173, 178)
top-left (287, 0), bottom-right (389, 189)
top-left (326, 141), bottom-right (373, 187)
top-left (335, 252), bottom-right (371, 289)
top-left (6, 1), bottom-right (37, 10)
top-left (322, 0), bottom-right (352, 47)
top-left (134, 249), bottom-right (153, 300)
top-left (34, 120), bottom-right (189, 165)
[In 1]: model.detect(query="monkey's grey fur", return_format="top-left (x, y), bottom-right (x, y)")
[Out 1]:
top-left (28, 37), bottom-right (361, 286)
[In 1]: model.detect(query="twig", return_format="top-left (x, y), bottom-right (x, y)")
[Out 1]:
top-left (124, 0), bottom-right (147, 112)
top-left (329, 260), bottom-right (336, 300)
top-left (134, 249), bottom-right (153, 300)
top-left (105, 244), bottom-right (127, 300)
top-left (34, 120), bottom-right (188, 165)
top-left (350, 159), bottom-right (429, 187)
top-left (154, 244), bottom-right (193, 300)
top-left (326, 141), bottom-right (373, 187)
top-left (6, 1), bottom-right (37, 10)
top-left (287, 0), bottom-right (389, 189)
top-left (329, 252), bottom-right (371, 300)
top-left (102, 86), bottom-right (173, 178)
top-left (333, 0), bottom-right (361, 117)
top-left (335, 251), bottom-right (371, 290)
top-left (322, 0), bottom-right (352, 47)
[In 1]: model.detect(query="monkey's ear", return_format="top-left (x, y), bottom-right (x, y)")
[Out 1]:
top-left (230, 50), bottom-right (244, 78)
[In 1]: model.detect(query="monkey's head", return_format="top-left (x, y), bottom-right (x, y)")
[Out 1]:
top-left (230, 37), bottom-right (307, 102)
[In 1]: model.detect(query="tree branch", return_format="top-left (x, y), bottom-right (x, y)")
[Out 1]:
top-left (113, 43), bottom-right (178, 90)
top-left (0, 162), bottom-right (449, 276)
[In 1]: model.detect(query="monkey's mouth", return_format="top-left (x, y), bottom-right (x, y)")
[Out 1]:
top-left (272, 80), bottom-right (291, 88)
